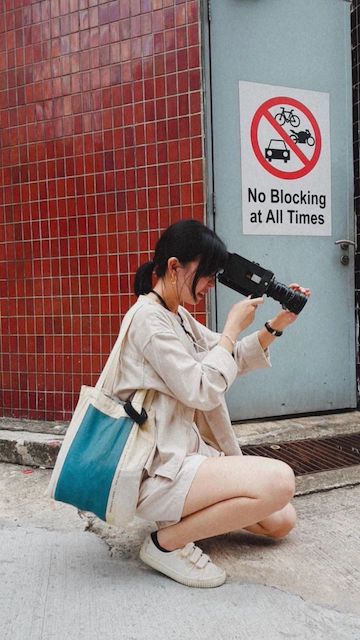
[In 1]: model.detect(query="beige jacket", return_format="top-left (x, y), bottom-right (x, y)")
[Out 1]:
top-left (109, 296), bottom-right (271, 480)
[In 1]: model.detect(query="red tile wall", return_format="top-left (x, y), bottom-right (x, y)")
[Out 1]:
top-left (0, 0), bottom-right (206, 421)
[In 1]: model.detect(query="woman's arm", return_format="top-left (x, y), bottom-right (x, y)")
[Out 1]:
top-left (188, 296), bottom-right (265, 354)
top-left (143, 329), bottom-right (238, 411)
top-left (258, 284), bottom-right (311, 350)
top-left (130, 306), bottom-right (238, 411)
top-left (192, 284), bottom-right (310, 373)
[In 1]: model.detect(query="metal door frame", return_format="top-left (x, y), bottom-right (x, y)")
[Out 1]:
top-left (200, 0), bottom-right (219, 332)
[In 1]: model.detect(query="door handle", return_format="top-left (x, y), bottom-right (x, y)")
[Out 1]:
top-left (334, 239), bottom-right (356, 250)
top-left (334, 239), bottom-right (355, 266)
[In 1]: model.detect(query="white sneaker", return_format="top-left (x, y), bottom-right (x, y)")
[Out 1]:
top-left (139, 534), bottom-right (226, 588)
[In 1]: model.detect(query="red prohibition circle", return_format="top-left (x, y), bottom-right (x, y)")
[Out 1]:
top-left (250, 96), bottom-right (322, 180)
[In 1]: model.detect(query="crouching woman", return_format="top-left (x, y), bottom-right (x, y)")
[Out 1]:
top-left (113, 219), bottom-right (310, 588)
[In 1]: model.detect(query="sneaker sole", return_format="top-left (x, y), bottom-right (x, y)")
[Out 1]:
top-left (139, 546), bottom-right (226, 588)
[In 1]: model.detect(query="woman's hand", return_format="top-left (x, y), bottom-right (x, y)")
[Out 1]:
top-left (269, 283), bottom-right (311, 332)
top-left (289, 283), bottom-right (311, 296)
top-left (223, 296), bottom-right (264, 340)
top-left (220, 284), bottom-right (311, 354)
top-left (257, 283), bottom-right (311, 351)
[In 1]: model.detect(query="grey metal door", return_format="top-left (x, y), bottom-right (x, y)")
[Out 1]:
top-left (208, 0), bottom-right (357, 419)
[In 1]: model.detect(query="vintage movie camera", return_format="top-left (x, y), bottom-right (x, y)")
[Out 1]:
top-left (218, 253), bottom-right (308, 314)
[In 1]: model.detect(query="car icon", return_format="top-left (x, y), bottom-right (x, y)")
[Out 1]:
top-left (265, 139), bottom-right (290, 163)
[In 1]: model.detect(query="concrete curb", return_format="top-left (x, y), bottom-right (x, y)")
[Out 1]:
top-left (295, 465), bottom-right (360, 495)
top-left (233, 410), bottom-right (360, 445)
top-left (0, 429), bottom-right (62, 468)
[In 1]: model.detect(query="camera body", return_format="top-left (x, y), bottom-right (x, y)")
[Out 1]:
top-left (218, 253), bottom-right (307, 315)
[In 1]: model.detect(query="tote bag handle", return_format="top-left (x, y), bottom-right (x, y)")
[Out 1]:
top-left (95, 301), bottom-right (145, 393)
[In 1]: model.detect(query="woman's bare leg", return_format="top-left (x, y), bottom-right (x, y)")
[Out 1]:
top-left (157, 456), bottom-right (296, 551)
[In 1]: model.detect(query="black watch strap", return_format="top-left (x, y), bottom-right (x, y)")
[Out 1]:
top-left (264, 321), bottom-right (283, 337)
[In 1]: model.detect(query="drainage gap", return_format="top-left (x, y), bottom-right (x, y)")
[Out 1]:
top-left (241, 432), bottom-right (360, 476)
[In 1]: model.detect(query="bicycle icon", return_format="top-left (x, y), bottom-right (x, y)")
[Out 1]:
top-left (275, 107), bottom-right (300, 128)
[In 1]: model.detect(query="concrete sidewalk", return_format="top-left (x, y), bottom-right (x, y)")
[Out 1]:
top-left (0, 461), bottom-right (359, 639)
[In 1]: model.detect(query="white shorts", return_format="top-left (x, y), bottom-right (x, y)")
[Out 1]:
top-left (136, 437), bottom-right (223, 529)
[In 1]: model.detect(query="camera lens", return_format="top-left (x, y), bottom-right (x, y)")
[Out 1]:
top-left (266, 278), bottom-right (307, 314)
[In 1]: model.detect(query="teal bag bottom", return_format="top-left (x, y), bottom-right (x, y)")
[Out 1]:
top-left (54, 404), bottom-right (133, 520)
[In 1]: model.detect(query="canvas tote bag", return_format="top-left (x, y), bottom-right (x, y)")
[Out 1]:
top-left (46, 301), bottom-right (155, 527)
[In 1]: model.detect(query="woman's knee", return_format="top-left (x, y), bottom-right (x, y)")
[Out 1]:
top-left (245, 502), bottom-right (297, 538)
top-left (262, 460), bottom-right (296, 511)
top-left (228, 456), bottom-right (295, 511)
top-left (277, 461), bottom-right (296, 499)
top-left (270, 503), bottom-right (297, 538)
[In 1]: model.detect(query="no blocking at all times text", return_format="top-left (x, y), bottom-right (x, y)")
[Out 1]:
top-left (249, 209), bottom-right (325, 225)
top-left (248, 187), bottom-right (327, 225)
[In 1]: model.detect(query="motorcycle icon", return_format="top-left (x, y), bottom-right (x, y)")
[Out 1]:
top-left (290, 129), bottom-right (315, 146)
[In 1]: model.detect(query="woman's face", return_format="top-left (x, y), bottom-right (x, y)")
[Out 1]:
top-left (174, 260), bottom-right (217, 305)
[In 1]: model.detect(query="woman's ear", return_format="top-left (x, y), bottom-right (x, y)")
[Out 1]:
top-left (167, 257), bottom-right (180, 275)
top-left (167, 257), bottom-right (180, 286)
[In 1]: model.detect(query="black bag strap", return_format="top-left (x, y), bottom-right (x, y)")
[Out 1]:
top-left (123, 400), bottom-right (148, 426)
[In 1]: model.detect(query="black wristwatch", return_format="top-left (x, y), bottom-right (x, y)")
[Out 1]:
top-left (264, 321), bottom-right (283, 337)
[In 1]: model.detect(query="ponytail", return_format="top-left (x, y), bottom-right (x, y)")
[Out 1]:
top-left (134, 260), bottom-right (155, 296)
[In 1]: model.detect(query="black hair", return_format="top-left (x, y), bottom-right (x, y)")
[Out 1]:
top-left (134, 219), bottom-right (228, 299)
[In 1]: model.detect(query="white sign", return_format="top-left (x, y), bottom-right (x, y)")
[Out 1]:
top-left (239, 81), bottom-right (331, 236)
